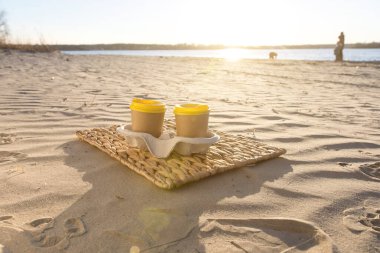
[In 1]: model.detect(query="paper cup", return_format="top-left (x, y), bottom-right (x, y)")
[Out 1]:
top-left (174, 104), bottom-right (209, 138)
top-left (130, 98), bottom-right (166, 138)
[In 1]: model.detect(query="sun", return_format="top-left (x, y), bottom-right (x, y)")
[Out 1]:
top-left (218, 48), bottom-right (247, 61)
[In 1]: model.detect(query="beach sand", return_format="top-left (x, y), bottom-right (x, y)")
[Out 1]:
top-left (0, 51), bottom-right (379, 252)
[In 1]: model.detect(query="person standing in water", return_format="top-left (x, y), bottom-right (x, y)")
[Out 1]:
top-left (335, 32), bottom-right (345, 61)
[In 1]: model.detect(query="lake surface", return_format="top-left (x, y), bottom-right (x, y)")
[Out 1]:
top-left (64, 48), bottom-right (380, 62)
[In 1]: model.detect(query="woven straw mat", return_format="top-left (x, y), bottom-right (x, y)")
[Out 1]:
top-left (76, 121), bottom-right (286, 189)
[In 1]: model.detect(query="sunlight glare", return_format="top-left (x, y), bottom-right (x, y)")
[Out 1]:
top-left (219, 48), bottom-right (246, 61)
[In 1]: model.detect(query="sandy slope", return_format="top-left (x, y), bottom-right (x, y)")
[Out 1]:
top-left (0, 51), bottom-right (379, 253)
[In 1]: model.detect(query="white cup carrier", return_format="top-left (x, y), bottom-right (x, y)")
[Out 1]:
top-left (116, 125), bottom-right (220, 158)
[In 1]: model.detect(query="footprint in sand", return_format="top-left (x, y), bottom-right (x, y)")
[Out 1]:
top-left (0, 215), bottom-right (86, 253)
top-left (359, 162), bottom-right (380, 181)
top-left (343, 199), bottom-right (380, 234)
top-left (0, 151), bottom-right (27, 165)
top-left (64, 217), bottom-right (86, 238)
top-left (26, 217), bottom-right (57, 247)
top-left (28, 217), bottom-right (55, 230)
top-left (0, 133), bottom-right (16, 145)
top-left (26, 217), bottom-right (86, 250)
top-left (159, 218), bottom-right (334, 253)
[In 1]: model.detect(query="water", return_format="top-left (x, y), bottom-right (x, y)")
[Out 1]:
top-left (63, 48), bottom-right (380, 62)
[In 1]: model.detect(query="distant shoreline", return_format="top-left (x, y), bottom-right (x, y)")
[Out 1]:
top-left (25, 42), bottom-right (380, 51)
top-left (62, 47), bottom-right (380, 62)
top-left (0, 42), bottom-right (380, 55)
top-left (1, 42), bottom-right (380, 52)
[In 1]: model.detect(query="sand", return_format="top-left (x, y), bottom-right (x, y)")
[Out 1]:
top-left (0, 51), bottom-right (379, 253)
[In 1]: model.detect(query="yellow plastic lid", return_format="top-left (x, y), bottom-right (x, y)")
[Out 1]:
top-left (130, 98), bottom-right (166, 113)
top-left (173, 104), bottom-right (209, 116)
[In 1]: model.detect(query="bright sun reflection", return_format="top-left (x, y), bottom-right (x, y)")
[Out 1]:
top-left (218, 48), bottom-right (247, 61)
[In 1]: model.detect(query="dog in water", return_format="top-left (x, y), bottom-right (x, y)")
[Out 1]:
top-left (269, 52), bottom-right (278, 59)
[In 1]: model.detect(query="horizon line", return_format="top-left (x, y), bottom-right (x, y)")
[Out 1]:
top-left (4, 42), bottom-right (380, 50)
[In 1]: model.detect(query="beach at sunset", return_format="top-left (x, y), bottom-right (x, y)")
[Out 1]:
top-left (0, 51), bottom-right (379, 252)
top-left (1, 0), bottom-right (380, 252)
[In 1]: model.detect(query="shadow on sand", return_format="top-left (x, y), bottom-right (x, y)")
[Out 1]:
top-left (3, 139), bottom-right (334, 252)
top-left (53, 140), bottom-right (295, 252)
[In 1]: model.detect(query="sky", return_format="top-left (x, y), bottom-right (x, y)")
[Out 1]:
top-left (1, 0), bottom-right (379, 46)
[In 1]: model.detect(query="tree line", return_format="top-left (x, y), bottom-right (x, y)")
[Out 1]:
top-left (1, 10), bottom-right (379, 51)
